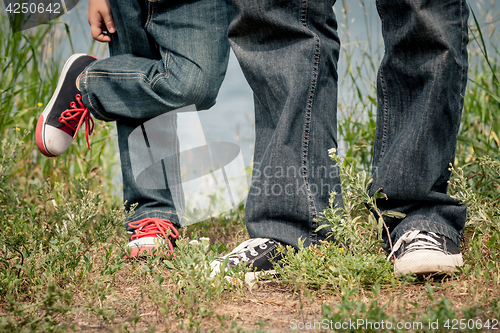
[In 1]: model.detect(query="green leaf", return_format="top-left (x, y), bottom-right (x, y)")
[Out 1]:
top-left (377, 217), bottom-right (384, 235)
top-left (163, 260), bottom-right (175, 270)
top-left (469, 78), bottom-right (500, 103)
top-left (486, 232), bottom-right (499, 250)
top-left (316, 224), bottom-right (331, 232)
top-left (372, 189), bottom-right (387, 200)
top-left (382, 211), bottom-right (406, 219)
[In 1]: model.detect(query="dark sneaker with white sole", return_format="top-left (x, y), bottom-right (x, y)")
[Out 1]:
top-left (36, 53), bottom-right (97, 157)
top-left (124, 218), bottom-right (180, 258)
top-left (388, 230), bottom-right (463, 275)
top-left (210, 238), bottom-right (285, 286)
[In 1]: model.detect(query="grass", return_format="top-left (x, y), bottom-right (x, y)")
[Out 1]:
top-left (1, 1), bottom-right (499, 332)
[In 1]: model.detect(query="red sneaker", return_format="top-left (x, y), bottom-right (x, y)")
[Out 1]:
top-left (36, 53), bottom-right (97, 157)
top-left (125, 218), bottom-right (180, 258)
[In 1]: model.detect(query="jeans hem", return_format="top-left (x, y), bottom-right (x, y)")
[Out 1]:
top-left (125, 210), bottom-right (182, 230)
top-left (391, 220), bottom-right (462, 249)
top-left (80, 61), bottom-right (116, 122)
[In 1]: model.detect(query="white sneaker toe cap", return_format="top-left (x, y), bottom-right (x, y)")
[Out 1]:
top-left (43, 125), bottom-right (74, 156)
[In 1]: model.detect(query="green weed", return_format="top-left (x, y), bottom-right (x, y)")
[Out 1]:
top-left (1, 1), bottom-right (500, 332)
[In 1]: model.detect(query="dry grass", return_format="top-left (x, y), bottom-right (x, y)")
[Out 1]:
top-left (2, 214), bottom-right (498, 332)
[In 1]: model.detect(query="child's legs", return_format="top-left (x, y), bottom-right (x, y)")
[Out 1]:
top-left (79, 0), bottom-right (231, 228)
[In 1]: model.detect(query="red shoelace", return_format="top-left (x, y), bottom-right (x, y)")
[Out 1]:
top-left (128, 218), bottom-right (180, 254)
top-left (59, 94), bottom-right (95, 150)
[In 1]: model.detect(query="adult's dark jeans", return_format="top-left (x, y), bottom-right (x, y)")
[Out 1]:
top-left (368, 0), bottom-right (469, 249)
top-left (79, 0), bottom-right (469, 248)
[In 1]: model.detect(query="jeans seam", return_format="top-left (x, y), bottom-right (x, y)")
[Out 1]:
top-left (376, 0), bottom-right (389, 159)
top-left (171, 116), bottom-right (185, 222)
top-left (86, 73), bottom-right (151, 83)
top-left (87, 67), bottom-right (165, 90)
top-left (139, 0), bottom-right (169, 92)
top-left (151, 50), bottom-right (171, 89)
top-left (459, 0), bottom-right (467, 106)
top-left (145, 1), bottom-right (154, 33)
top-left (151, 74), bottom-right (165, 89)
top-left (164, 49), bottom-right (170, 76)
top-left (300, 0), bottom-right (320, 238)
top-left (379, 70), bottom-right (388, 157)
top-left (82, 62), bottom-right (114, 121)
top-left (300, 0), bottom-right (307, 25)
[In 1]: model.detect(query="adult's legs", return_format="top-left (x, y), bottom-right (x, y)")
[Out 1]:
top-left (229, 0), bottom-right (342, 248)
top-left (78, 0), bottom-right (232, 227)
top-left (370, 0), bottom-right (469, 249)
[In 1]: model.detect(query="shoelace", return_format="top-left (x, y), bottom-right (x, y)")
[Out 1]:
top-left (218, 238), bottom-right (271, 265)
top-left (128, 218), bottom-right (180, 254)
top-left (387, 230), bottom-right (442, 261)
top-left (59, 94), bottom-right (95, 150)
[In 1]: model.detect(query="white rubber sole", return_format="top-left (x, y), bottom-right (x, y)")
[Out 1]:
top-left (394, 250), bottom-right (463, 275)
top-left (124, 236), bottom-right (170, 258)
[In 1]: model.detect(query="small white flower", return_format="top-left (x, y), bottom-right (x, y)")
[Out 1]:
top-left (200, 237), bottom-right (210, 242)
top-left (328, 148), bottom-right (337, 154)
top-left (189, 240), bottom-right (200, 245)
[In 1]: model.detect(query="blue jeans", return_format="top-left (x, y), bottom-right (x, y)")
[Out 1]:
top-left (369, 0), bottom-right (469, 249)
top-left (79, 0), bottom-right (233, 229)
top-left (79, 0), bottom-right (469, 249)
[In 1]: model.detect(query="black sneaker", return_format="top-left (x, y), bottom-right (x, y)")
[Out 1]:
top-left (387, 230), bottom-right (463, 275)
top-left (36, 53), bottom-right (97, 157)
top-left (210, 238), bottom-right (285, 286)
